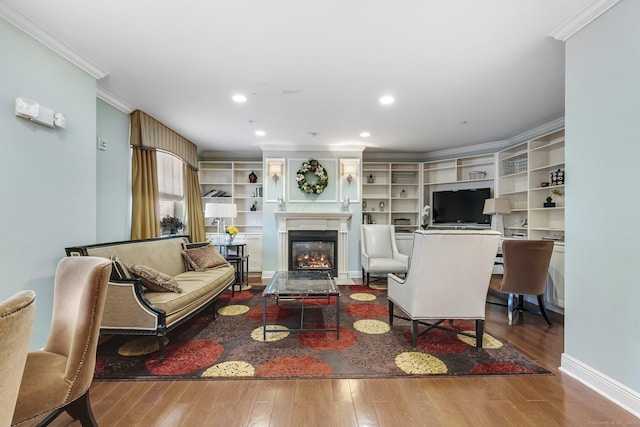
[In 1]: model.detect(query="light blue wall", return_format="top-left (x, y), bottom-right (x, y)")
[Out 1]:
top-left (96, 99), bottom-right (131, 242)
top-left (565, 0), bottom-right (640, 391)
top-left (0, 18), bottom-right (98, 348)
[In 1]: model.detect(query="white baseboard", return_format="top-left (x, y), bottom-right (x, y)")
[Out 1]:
top-left (560, 353), bottom-right (640, 418)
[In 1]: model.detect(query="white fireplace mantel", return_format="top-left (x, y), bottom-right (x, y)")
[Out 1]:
top-left (275, 211), bottom-right (352, 278)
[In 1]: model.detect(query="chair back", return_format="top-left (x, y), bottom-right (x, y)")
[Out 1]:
top-left (496, 240), bottom-right (554, 296)
top-left (0, 290), bottom-right (35, 427)
top-left (389, 230), bottom-right (500, 319)
top-left (361, 224), bottom-right (397, 258)
top-left (42, 256), bottom-right (112, 402)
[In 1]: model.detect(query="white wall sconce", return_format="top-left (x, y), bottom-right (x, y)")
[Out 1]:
top-left (342, 162), bottom-right (358, 185)
top-left (269, 163), bottom-right (282, 184)
top-left (15, 97), bottom-right (66, 129)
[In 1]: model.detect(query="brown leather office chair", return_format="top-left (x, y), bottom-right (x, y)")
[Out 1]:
top-left (12, 257), bottom-right (111, 427)
top-left (0, 290), bottom-right (36, 427)
top-left (488, 240), bottom-right (554, 326)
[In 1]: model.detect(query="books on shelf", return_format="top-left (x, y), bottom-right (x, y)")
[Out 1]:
top-left (542, 234), bottom-right (564, 241)
top-left (201, 189), bottom-right (229, 197)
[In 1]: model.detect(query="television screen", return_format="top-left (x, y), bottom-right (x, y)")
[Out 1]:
top-left (432, 188), bottom-right (491, 225)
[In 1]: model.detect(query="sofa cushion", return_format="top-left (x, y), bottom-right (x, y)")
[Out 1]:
top-left (148, 266), bottom-right (235, 316)
top-left (182, 244), bottom-right (229, 272)
top-left (128, 265), bottom-right (182, 293)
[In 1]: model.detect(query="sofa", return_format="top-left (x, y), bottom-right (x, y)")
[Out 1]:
top-left (65, 235), bottom-right (235, 360)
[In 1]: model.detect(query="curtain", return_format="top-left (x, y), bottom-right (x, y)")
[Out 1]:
top-left (184, 163), bottom-right (206, 243)
top-left (130, 147), bottom-right (160, 240)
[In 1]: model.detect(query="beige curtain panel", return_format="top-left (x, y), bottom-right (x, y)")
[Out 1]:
top-left (184, 163), bottom-right (206, 243)
top-left (130, 147), bottom-right (160, 240)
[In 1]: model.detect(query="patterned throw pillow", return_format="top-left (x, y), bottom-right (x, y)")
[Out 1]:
top-left (110, 255), bottom-right (132, 280)
top-left (128, 264), bottom-right (182, 293)
top-left (182, 244), bottom-right (230, 272)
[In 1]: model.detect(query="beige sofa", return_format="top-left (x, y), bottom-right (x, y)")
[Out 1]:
top-left (65, 235), bottom-right (235, 360)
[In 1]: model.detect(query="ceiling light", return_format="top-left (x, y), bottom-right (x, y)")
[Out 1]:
top-left (255, 130), bottom-right (266, 136)
top-left (232, 94), bottom-right (247, 103)
top-left (360, 131), bottom-right (370, 138)
top-left (379, 95), bottom-right (395, 105)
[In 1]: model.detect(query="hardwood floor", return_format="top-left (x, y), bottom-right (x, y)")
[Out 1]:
top-left (44, 279), bottom-right (636, 427)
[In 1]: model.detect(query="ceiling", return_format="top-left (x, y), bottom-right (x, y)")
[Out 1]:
top-left (1, 0), bottom-right (592, 155)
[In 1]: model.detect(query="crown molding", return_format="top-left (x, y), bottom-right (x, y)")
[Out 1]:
top-left (259, 142), bottom-right (367, 153)
top-left (0, 3), bottom-right (107, 79)
top-left (96, 86), bottom-right (134, 114)
top-left (550, 0), bottom-right (620, 41)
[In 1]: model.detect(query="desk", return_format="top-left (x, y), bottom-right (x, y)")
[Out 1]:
top-left (215, 242), bottom-right (249, 295)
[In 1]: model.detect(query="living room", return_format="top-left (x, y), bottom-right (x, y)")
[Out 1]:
top-left (1, 0), bottom-right (639, 424)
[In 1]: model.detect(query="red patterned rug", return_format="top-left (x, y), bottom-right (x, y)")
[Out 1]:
top-left (94, 285), bottom-right (550, 380)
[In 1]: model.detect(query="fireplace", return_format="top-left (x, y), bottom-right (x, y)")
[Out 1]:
top-left (288, 230), bottom-right (338, 277)
top-left (275, 212), bottom-right (351, 279)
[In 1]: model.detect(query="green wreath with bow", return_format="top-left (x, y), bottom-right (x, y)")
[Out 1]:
top-left (296, 159), bottom-right (328, 194)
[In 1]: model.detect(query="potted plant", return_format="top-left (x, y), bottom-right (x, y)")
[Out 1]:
top-left (160, 216), bottom-right (184, 235)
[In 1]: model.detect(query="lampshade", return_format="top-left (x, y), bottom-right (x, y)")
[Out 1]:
top-left (343, 163), bottom-right (357, 176)
top-left (483, 198), bottom-right (511, 215)
top-left (204, 203), bottom-right (237, 218)
top-left (268, 163), bottom-right (282, 176)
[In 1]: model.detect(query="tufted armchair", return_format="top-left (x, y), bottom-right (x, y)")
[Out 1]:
top-left (12, 257), bottom-right (111, 427)
top-left (361, 224), bottom-right (409, 288)
top-left (388, 229), bottom-right (500, 348)
top-left (0, 290), bottom-right (36, 427)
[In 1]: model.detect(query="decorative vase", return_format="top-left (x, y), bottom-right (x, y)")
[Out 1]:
top-left (225, 234), bottom-right (235, 243)
top-left (248, 171), bottom-right (257, 183)
top-left (379, 201), bottom-right (385, 211)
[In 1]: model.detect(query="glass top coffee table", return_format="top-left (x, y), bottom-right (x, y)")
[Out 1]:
top-left (262, 270), bottom-right (340, 340)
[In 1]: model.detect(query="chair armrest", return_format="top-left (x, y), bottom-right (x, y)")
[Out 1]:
top-left (361, 252), bottom-right (371, 269)
top-left (394, 252), bottom-right (409, 265)
top-left (388, 273), bottom-right (406, 285)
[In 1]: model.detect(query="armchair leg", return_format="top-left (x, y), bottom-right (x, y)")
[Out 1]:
top-left (36, 391), bottom-right (97, 427)
top-left (388, 300), bottom-right (394, 325)
top-left (475, 319), bottom-right (484, 349)
top-left (411, 320), bottom-right (419, 348)
top-left (537, 295), bottom-right (553, 327)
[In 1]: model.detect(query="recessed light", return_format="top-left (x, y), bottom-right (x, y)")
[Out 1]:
top-left (360, 131), bottom-right (370, 138)
top-left (255, 130), bottom-right (266, 136)
top-left (379, 95), bottom-right (395, 105)
top-left (232, 94), bottom-right (247, 103)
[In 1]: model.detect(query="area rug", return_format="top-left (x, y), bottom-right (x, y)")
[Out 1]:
top-left (94, 285), bottom-right (550, 380)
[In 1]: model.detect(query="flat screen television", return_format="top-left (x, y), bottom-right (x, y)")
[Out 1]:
top-left (432, 188), bottom-right (491, 225)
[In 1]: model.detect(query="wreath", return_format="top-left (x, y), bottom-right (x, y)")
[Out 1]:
top-left (296, 159), bottom-right (328, 194)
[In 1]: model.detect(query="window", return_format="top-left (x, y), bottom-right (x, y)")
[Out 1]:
top-left (157, 150), bottom-right (185, 222)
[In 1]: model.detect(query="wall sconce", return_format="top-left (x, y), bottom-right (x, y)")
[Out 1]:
top-left (342, 162), bottom-right (358, 185)
top-left (269, 163), bottom-right (282, 184)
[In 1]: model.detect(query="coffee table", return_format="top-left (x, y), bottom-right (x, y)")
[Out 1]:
top-left (262, 270), bottom-right (340, 340)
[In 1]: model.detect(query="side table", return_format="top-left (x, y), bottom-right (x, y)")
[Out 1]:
top-left (215, 242), bottom-right (249, 295)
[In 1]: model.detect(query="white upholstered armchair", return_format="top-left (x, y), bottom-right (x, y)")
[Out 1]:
top-left (361, 224), bottom-right (409, 288)
top-left (388, 229), bottom-right (500, 348)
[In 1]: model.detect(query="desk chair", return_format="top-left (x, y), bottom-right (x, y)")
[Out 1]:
top-left (488, 239), bottom-right (554, 326)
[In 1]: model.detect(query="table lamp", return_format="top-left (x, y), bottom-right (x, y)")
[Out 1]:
top-left (204, 203), bottom-right (237, 243)
top-left (483, 198), bottom-right (511, 236)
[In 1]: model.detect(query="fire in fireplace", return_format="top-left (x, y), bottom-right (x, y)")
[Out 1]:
top-left (288, 230), bottom-right (338, 277)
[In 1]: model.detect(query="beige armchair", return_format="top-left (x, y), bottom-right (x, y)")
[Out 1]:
top-left (12, 257), bottom-right (111, 427)
top-left (488, 239), bottom-right (554, 326)
top-left (361, 224), bottom-right (409, 288)
top-left (388, 230), bottom-right (500, 348)
top-left (0, 290), bottom-right (36, 427)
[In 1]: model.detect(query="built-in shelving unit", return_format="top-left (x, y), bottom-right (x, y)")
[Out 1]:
top-left (497, 129), bottom-right (565, 242)
top-left (199, 161), bottom-right (263, 274)
top-left (362, 162), bottom-right (421, 232)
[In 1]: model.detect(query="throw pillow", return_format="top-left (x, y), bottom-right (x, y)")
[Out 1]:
top-left (182, 244), bottom-right (229, 272)
top-left (128, 264), bottom-right (182, 293)
top-left (110, 255), bottom-right (132, 280)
